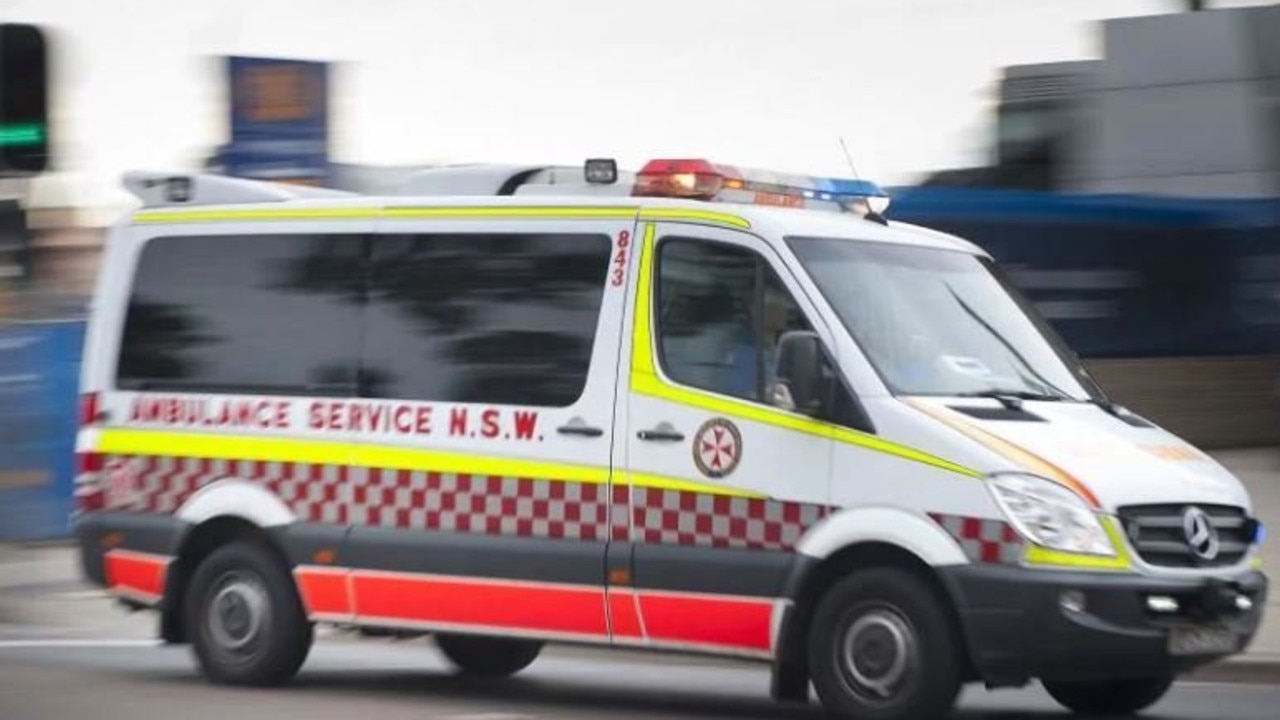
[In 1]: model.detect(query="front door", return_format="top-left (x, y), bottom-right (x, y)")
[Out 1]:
top-left (614, 221), bottom-right (839, 657)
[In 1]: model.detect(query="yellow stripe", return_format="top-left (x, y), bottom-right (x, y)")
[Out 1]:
top-left (632, 373), bottom-right (977, 476)
top-left (627, 225), bottom-right (978, 478)
top-left (97, 429), bottom-right (348, 466)
top-left (134, 208), bottom-right (379, 223)
top-left (637, 208), bottom-right (751, 229)
top-left (131, 205), bottom-right (749, 229)
top-left (354, 443), bottom-right (606, 484)
top-left (902, 398), bottom-right (1102, 508)
top-left (629, 223), bottom-right (659, 377)
top-left (94, 429), bottom-right (751, 498)
top-left (383, 206), bottom-right (639, 220)
top-left (627, 472), bottom-right (767, 499)
top-left (1251, 556), bottom-right (1263, 570)
top-left (1022, 517), bottom-right (1133, 571)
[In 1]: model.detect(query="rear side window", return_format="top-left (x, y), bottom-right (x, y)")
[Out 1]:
top-left (116, 234), bottom-right (365, 396)
top-left (361, 233), bottom-right (611, 407)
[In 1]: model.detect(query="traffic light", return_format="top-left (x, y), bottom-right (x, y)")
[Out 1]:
top-left (0, 24), bottom-right (49, 176)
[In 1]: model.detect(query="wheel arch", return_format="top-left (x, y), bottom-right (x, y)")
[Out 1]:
top-left (176, 478), bottom-right (297, 528)
top-left (774, 510), bottom-right (980, 695)
top-left (160, 514), bottom-right (293, 644)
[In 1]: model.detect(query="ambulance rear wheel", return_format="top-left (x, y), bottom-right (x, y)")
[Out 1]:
top-left (185, 540), bottom-right (313, 686)
top-left (436, 634), bottom-right (543, 677)
top-left (808, 568), bottom-right (963, 720)
top-left (1042, 675), bottom-right (1174, 716)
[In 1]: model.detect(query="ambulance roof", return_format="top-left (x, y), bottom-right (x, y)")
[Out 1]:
top-left (121, 167), bottom-right (987, 257)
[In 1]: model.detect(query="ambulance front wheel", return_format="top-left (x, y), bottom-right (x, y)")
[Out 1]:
top-left (436, 634), bottom-right (544, 677)
top-left (808, 568), bottom-right (963, 720)
top-left (185, 540), bottom-right (314, 686)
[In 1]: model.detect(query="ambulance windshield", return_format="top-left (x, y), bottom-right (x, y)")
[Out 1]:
top-left (787, 237), bottom-right (1100, 401)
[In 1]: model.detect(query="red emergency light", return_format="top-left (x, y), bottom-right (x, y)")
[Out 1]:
top-left (630, 157), bottom-right (890, 221)
top-left (633, 159), bottom-right (738, 200)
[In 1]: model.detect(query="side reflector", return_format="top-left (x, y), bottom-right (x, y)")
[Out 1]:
top-left (79, 392), bottom-right (101, 426)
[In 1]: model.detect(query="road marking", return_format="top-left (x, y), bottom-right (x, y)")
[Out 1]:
top-left (438, 715), bottom-right (539, 720)
top-left (1177, 681), bottom-right (1280, 691)
top-left (0, 639), bottom-right (161, 649)
top-left (48, 590), bottom-right (112, 601)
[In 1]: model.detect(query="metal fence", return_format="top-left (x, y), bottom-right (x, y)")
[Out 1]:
top-left (0, 319), bottom-right (84, 541)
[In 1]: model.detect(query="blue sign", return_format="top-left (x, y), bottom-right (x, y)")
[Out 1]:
top-left (225, 56), bottom-right (330, 185)
top-left (0, 320), bottom-right (83, 541)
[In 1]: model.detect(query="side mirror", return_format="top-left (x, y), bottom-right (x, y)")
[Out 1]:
top-left (772, 330), bottom-right (825, 416)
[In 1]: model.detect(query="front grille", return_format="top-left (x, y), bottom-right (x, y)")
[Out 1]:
top-left (1118, 504), bottom-right (1255, 569)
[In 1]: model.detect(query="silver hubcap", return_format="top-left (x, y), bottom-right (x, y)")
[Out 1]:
top-left (841, 609), bottom-right (916, 700)
top-left (207, 574), bottom-right (268, 653)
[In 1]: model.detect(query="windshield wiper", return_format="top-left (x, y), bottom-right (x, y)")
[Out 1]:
top-left (955, 389), bottom-right (1067, 409)
top-left (944, 286), bottom-right (1077, 401)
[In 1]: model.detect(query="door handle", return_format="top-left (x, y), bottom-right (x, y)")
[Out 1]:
top-left (637, 422), bottom-right (684, 442)
top-left (557, 424), bottom-right (604, 438)
top-left (556, 417), bottom-right (604, 438)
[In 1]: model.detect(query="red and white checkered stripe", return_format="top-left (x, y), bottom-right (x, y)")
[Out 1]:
top-left (929, 512), bottom-right (1024, 565)
top-left (91, 454), bottom-right (829, 551)
top-left (348, 469), bottom-right (627, 541)
top-left (631, 487), bottom-right (830, 551)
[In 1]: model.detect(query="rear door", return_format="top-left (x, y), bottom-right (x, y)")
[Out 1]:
top-left (84, 215), bottom-right (373, 606)
top-left (343, 205), bottom-right (639, 642)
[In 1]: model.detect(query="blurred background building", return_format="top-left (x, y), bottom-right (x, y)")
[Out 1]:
top-left (930, 4), bottom-right (1280, 197)
top-left (906, 3), bottom-right (1280, 450)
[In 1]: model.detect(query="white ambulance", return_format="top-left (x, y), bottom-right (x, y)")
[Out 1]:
top-left (74, 159), bottom-right (1267, 720)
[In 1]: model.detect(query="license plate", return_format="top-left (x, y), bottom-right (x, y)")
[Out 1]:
top-left (1169, 626), bottom-right (1238, 656)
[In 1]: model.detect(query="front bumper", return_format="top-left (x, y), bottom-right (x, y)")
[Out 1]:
top-left (940, 564), bottom-right (1268, 686)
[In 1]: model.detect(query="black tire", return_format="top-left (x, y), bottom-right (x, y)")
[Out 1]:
top-left (435, 634), bottom-right (543, 677)
top-left (184, 540), bottom-right (313, 686)
top-left (1042, 675), bottom-right (1174, 716)
top-left (808, 568), bottom-right (964, 720)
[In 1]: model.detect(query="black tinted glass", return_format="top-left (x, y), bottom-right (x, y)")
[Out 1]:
top-left (656, 238), bottom-right (762, 401)
top-left (362, 233), bottom-right (611, 406)
top-left (117, 234), bottom-right (365, 395)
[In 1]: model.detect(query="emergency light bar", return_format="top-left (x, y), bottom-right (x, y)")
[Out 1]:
top-left (631, 158), bottom-right (891, 218)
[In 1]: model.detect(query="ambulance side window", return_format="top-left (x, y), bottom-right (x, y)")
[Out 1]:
top-left (116, 234), bottom-right (365, 395)
top-left (656, 237), bottom-right (812, 404)
top-left (360, 232), bottom-right (612, 407)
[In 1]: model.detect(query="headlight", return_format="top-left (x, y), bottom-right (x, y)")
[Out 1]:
top-left (987, 473), bottom-right (1115, 556)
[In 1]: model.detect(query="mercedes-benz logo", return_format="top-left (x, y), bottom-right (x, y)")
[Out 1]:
top-left (1183, 506), bottom-right (1221, 562)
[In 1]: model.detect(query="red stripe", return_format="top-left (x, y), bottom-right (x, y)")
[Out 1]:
top-left (295, 569), bottom-right (352, 616)
top-left (637, 593), bottom-right (773, 652)
top-left (104, 550), bottom-right (168, 601)
top-left (351, 573), bottom-right (609, 637)
top-left (607, 589), bottom-right (644, 639)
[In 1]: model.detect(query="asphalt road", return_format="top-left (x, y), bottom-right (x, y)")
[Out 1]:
top-left (0, 637), bottom-right (1278, 720)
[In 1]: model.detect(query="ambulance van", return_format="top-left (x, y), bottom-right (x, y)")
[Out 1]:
top-left (74, 159), bottom-right (1268, 720)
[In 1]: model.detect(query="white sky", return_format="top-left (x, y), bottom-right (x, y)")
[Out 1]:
top-left (2, 0), bottom-right (1274, 219)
